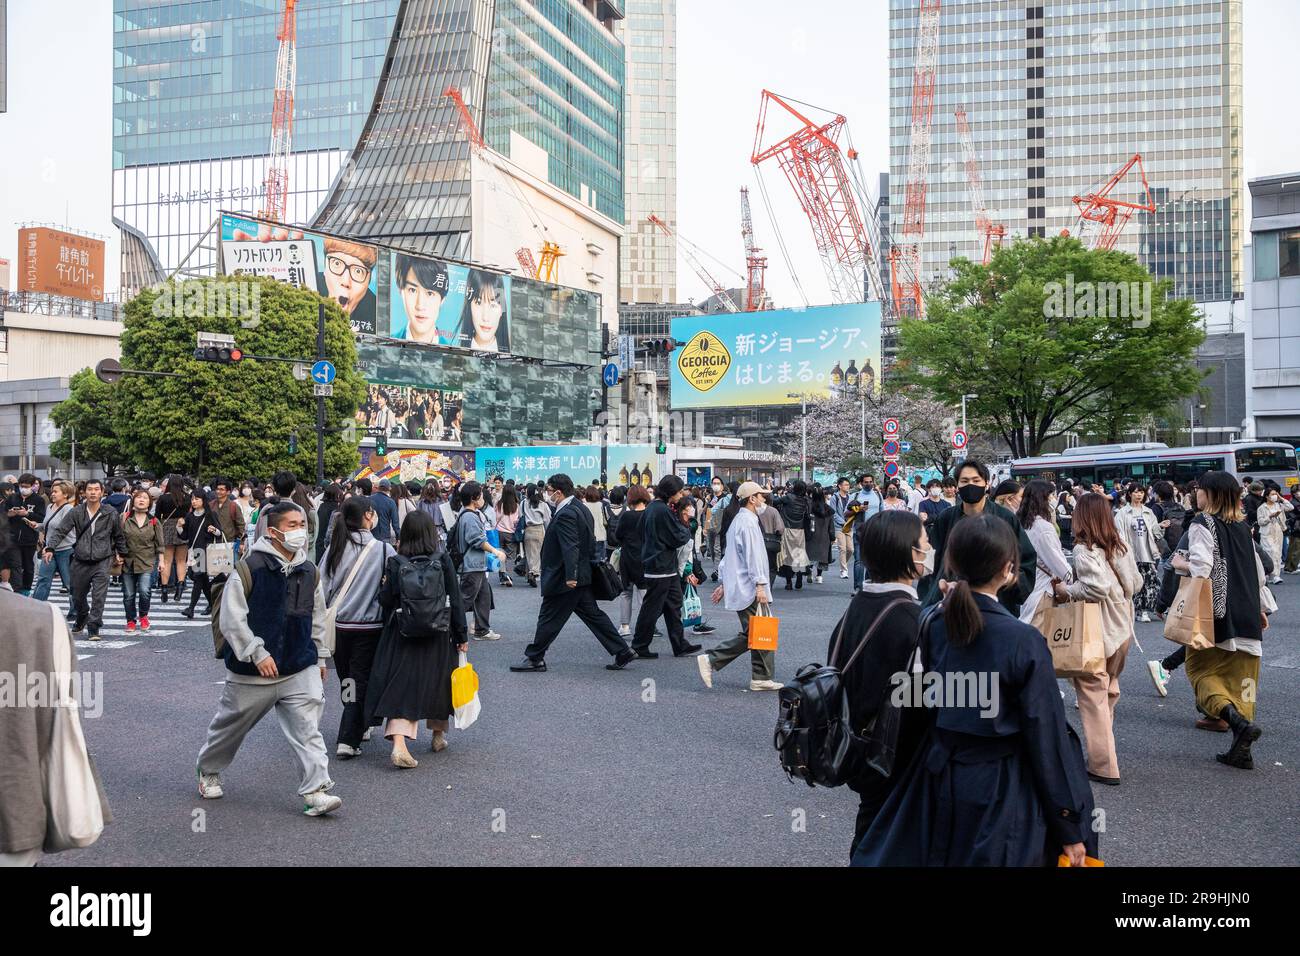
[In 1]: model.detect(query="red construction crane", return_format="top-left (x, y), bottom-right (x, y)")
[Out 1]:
top-left (648, 214), bottom-right (740, 313)
top-left (260, 0), bottom-right (299, 223)
top-left (954, 108), bottom-right (1005, 265)
top-left (890, 0), bottom-right (942, 319)
top-left (750, 90), bottom-right (882, 306)
top-left (1065, 153), bottom-right (1156, 251)
top-left (739, 187), bottom-right (768, 311)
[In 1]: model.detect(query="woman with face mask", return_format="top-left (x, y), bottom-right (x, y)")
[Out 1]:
top-left (854, 514), bottom-right (1097, 868)
top-left (1254, 486), bottom-right (1291, 585)
top-left (829, 510), bottom-right (932, 859)
top-left (177, 490), bottom-right (224, 619)
top-left (1015, 480), bottom-right (1073, 625)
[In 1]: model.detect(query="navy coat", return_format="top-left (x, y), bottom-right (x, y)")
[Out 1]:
top-left (852, 593), bottom-right (1098, 867)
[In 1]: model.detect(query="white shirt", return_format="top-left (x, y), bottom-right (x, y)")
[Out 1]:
top-left (1019, 516), bottom-right (1073, 624)
top-left (719, 508), bottom-right (770, 612)
top-left (906, 487), bottom-right (924, 513)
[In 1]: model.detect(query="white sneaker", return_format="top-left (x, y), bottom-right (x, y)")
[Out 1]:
top-left (1147, 659), bottom-right (1170, 697)
top-left (1139, 611), bottom-right (1152, 623)
top-left (840, 570), bottom-right (849, 579)
top-left (196, 769), bottom-right (223, 799)
top-left (302, 788), bottom-right (343, 817)
top-left (472, 629), bottom-right (502, 641)
top-left (336, 743), bottom-right (362, 759)
top-left (696, 654), bottom-right (713, 689)
top-left (619, 624), bottom-right (631, 637)
top-left (749, 679), bottom-right (784, 692)
top-left (816, 575), bottom-right (824, 584)
top-left (362, 728), bottom-right (373, 742)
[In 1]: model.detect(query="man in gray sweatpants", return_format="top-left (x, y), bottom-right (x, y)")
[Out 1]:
top-left (196, 503), bottom-right (342, 816)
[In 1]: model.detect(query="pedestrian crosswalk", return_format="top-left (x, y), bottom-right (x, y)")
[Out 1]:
top-left (41, 589), bottom-right (213, 656)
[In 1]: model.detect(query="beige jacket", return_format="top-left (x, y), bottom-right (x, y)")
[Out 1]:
top-left (1065, 543), bottom-right (1144, 657)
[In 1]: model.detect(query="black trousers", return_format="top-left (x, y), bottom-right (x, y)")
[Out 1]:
top-left (334, 626), bottom-right (383, 748)
top-left (633, 575), bottom-right (688, 654)
top-left (17, 544), bottom-right (37, 592)
top-left (70, 557), bottom-right (112, 635)
top-left (525, 584), bottom-right (629, 662)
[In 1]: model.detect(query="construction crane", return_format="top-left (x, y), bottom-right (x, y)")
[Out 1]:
top-left (259, 0), bottom-right (299, 223)
top-left (443, 86), bottom-right (563, 282)
top-left (739, 187), bottom-right (768, 311)
top-left (890, 0), bottom-right (942, 319)
top-left (1065, 153), bottom-right (1156, 251)
top-left (750, 90), bottom-right (882, 307)
top-left (953, 108), bottom-right (1005, 265)
top-left (648, 214), bottom-right (740, 313)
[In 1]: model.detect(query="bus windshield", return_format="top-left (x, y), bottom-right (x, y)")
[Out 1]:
top-left (1235, 447), bottom-right (1297, 473)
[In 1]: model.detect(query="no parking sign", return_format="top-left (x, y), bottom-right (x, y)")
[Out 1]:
top-left (883, 418), bottom-right (900, 437)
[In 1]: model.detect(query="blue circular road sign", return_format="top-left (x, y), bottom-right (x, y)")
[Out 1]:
top-left (602, 363), bottom-right (620, 388)
top-left (312, 360), bottom-right (337, 385)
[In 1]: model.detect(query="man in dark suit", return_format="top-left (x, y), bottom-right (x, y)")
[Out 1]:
top-left (510, 474), bottom-right (635, 672)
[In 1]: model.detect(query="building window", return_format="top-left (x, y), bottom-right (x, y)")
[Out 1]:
top-left (1254, 231), bottom-right (1278, 281)
top-left (1281, 229), bottom-right (1300, 278)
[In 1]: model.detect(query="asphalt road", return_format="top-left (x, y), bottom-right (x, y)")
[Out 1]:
top-left (42, 554), bottom-right (1300, 867)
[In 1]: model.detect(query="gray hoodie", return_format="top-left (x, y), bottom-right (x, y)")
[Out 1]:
top-left (320, 531), bottom-right (395, 629)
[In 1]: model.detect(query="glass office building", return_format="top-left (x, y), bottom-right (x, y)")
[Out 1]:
top-left (616, 0), bottom-right (677, 304)
top-left (114, 0), bottom-right (624, 269)
top-left (888, 0), bottom-right (1243, 301)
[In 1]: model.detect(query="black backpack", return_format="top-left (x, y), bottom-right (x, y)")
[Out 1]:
top-left (774, 598), bottom-right (921, 788)
top-left (393, 555), bottom-right (450, 639)
top-left (446, 511), bottom-right (470, 573)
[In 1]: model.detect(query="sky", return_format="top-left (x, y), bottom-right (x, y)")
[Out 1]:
top-left (1, 0), bottom-right (1298, 305)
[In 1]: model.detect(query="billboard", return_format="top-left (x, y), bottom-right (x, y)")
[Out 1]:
top-left (353, 448), bottom-right (476, 485)
top-left (390, 251), bottom-right (511, 353)
top-left (669, 302), bottom-right (882, 409)
top-left (220, 213), bottom-right (379, 335)
top-left (17, 227), bottom-right (105, 301)
top-left (357, 381), bottom-right (463, 444)
top-left (476, 444), bottom-right (658, 487)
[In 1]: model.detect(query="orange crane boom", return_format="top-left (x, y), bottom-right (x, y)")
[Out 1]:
top-left (260, 0), bottom-right (299, 223)
top-left (954, 108), bottom-right (1005, 264)
top-left (1067, 153), bottom-right (1156, 251)
top-left (739, 187), bottom-right (768, 311)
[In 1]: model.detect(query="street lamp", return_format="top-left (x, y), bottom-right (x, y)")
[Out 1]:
top-left (1190, 402), bottom-right (1207, 447)
top-left (788, 392), bottom-right (807, 483)
top-left (961, 393), bottom-right (978, 436)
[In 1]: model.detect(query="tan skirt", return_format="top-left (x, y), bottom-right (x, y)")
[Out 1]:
top-left (1185, 645), bottom-right (1260, 721)
top-left (779, 529), bottom-right (808, 570)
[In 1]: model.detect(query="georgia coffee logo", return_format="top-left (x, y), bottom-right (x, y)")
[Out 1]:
top-left (677, 331), bottom-right (730, 392)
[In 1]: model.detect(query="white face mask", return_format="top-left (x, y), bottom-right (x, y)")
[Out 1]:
top-left (19, 485), bottom-right (34, 497)
top-left (277, 528), bottom-right (308, 552)
top-left (915, 545), bottom-right (935, 577)
top-left (929, 487), bottom-right (941, 499)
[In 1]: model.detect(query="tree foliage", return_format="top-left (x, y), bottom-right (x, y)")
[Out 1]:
top-left (48, 368), bottom-right (130, 475)
top-left (49, 276), bottom-right (365, 480)
top-left (896, 236), bottom-right (1205, 457)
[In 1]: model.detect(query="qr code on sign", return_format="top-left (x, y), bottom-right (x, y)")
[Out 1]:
top-left (484, 458), bottom-right (507, 478)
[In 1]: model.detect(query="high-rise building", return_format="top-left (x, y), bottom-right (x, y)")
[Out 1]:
top-left (1247, 172), bottom-right (1300, 442)
top-left (0, 0), bottom-right (7, 113)
top-left (616, 0), bottom-right (677, 305)
top-left (888, 0), bottom-right (1242, 301)
top-left (113, 0), bottom-right (625, 284)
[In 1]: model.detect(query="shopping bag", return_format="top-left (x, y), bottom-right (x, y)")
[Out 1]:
top-left (485, 529), bottom-right (501, 572)
top-left (748, 603), bottom-right (779, 651)
top-left (590, 560), bottom-right (622, 602)
top-left (682, 583), bottom-right (703, 628)
top-left (1057, 854), bottom-right (1105, 867)
top-left (451, 651), bottom-right (481, 730)
top-left (205, 540), bottom-right (235, 576)
top-left (1163, 576), bottom-right (1215, 649)
top-left (1031, 599), bottom-right (1106, 678)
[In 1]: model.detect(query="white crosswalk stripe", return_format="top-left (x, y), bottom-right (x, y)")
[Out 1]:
top-left (39, 590), bottom-right (214, 653)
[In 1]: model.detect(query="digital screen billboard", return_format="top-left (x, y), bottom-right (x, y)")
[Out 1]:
top-left (357, 381), bottom-right (463, 445)
top-left (476, 444), bottom-right (658, 487)
top-left (669, 302), bottom-right (882, 409)
top-left (390, 251), bottom-right (512, 353)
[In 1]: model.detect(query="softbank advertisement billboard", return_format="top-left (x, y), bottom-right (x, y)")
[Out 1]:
top-left (669, 301), bottom-right (882, 408)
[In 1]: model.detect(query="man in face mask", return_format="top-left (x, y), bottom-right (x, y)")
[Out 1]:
top-left (917, 459), bottom-right (1038, 617)
top-left (5, 474), bottom-right (46, 594)
top-left (196, 502), bottom-right (342, 817)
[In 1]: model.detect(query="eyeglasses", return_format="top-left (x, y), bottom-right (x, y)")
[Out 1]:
top-left (327, 255), bottom-right (371, 283)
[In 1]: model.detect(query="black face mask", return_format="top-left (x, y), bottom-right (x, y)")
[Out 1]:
top-left (958, 484), bottom-right (986, 505)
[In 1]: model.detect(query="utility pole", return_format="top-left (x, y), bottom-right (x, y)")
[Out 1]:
top-left (600, 324), bottom-right (610, 486)
top-left (860, 395), bottom-right (866, 460)
top-left (69, 425), bottom-right (76, 480)
top-left (961, 393), bottom-right (978, 437)
top-left (315, 301), bottom-right (327, 485)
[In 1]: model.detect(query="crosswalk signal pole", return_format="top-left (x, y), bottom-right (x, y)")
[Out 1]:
top-left (315, 302), bottom-right (327, 485)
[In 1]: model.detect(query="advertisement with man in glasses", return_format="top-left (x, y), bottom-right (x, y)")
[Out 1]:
top-left (219, 213), bottom-right (380, 334)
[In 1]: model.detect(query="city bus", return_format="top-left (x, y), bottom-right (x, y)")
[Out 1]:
top-left (1010, 441), bottom-right (1300, 495)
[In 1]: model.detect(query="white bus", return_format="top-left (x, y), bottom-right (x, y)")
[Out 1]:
top-left (1009, 441), bottom-right (1300, 495)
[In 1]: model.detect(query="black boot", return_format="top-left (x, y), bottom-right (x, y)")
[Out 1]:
top-left (795, 572), bottom-right (803, 590)
top-left (174, 579), bottom-right (186, 602)
top-left (160, 582), bottom-right (169, 604)
top-left (1215, 704), bottom-right (1261, 769)
top-left (181, 590), bottom-right (200, 619)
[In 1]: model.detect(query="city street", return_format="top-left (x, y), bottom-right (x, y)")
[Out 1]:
top-left (45, 555), bottom-right (1300, 868)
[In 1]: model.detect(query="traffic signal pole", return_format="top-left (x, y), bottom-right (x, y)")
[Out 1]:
top-left (316, 302), bottom-right (327, 486)
top-left (600, 324), bottom-right (610, 486)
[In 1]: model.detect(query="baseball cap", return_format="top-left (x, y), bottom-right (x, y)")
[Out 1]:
top-left (736, 481), bottom-right (766, 500)
top-left (378, 478), bottom-right (391, 488)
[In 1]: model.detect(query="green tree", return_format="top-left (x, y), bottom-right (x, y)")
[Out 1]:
top-left (897, 236), bottom-right (1205, 458)
top-left (48, 367), bottom-right (131, 475)
top-left (111, 276), bottom-right (364, 479)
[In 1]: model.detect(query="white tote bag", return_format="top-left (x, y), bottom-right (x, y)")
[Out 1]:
top-left (319, 538), bottom-right (377, 653)
top-left (43, 605), bottom-right (106, 851)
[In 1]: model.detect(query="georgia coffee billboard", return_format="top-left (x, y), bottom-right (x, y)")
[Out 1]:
top-left (18, 227), bottom-right (106, 301)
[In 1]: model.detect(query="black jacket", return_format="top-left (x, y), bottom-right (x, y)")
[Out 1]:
top-left (46, 502), bottom-right (127, 564)
top-left (539, 498), bottom-right (598, 596)
top-left (6, 492), bottom-right (46, 548)
top-left (918, 499), bottom-right (1037, 617)
top-left (774, 494), bottom-right (810, 530)
top-left (640, 499), bottom-right (691, 577)
top-left (616, 508), bottom-right (647, 587)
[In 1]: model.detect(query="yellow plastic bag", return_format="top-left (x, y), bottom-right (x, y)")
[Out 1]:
top-left (451, 651), bottom-right (481, 729)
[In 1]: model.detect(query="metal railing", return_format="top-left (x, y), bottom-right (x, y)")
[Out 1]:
top-left (0, 289), bottom-right (124, 323)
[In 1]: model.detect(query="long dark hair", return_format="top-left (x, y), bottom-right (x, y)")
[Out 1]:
top-left (1017, 479), bottom-right (1055, 529)
top-left (326, 496), bottom-right (374, 576)
top-left (941, 514), bottom-right (1019, 647)
top-left (499, 486), bottom-right (519, 516)
top-left (861, 510), bottom-right (923, 583)
top-left (165, 473), bottom-right (189, 510)
top-left (458, 269), bottom-right (509, 350)
top-left (398, 510), bottom-right (440, 557)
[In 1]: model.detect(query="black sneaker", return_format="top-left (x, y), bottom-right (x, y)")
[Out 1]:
top-left (674, 643), bottom-right (703, 657)
top-left (692, 623), bottom-right (717, 635)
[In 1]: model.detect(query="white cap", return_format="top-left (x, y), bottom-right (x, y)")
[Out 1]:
top-left (737, 481), bottom-right (766, 500)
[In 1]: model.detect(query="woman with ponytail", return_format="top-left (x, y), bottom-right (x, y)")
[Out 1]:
top-left (853, 514), bottom-right (1096, 867)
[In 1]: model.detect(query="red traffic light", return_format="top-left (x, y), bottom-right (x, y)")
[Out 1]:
top-left (230, 348), bottom-right (243, 362)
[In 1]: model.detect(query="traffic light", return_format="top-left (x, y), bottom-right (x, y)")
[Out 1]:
top-left (643, 337), bottom-right (677, 358)
top-left (656, 440), bottom-right (667, 455)
top-left (288, 431), bottom-right (299, 455)
top-left (193, 345), bottom-right (244, 364)
top-left (375, 433), bottom-right (388, 456)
